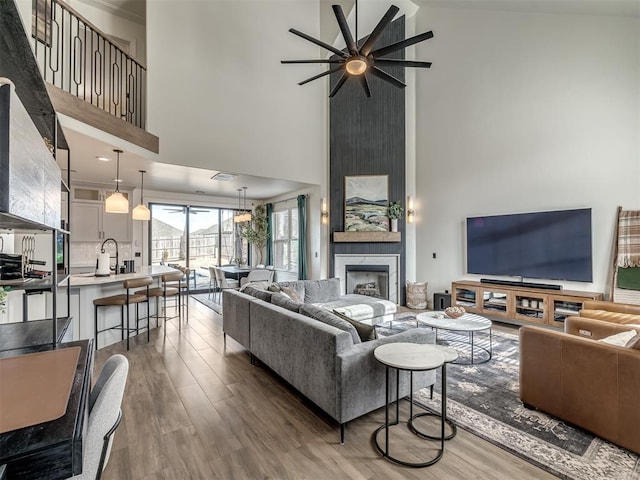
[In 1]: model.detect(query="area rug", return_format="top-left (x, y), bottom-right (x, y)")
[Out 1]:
top-left (379, 313), bottom-right (640, 480)
top-left (191, 293), bottom-right (222, 314)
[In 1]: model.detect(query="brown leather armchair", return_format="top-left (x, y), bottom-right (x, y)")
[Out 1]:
top-left (520, 302), bottom-right (640, 455)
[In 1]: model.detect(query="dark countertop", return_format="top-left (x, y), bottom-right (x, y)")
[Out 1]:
top-left (0, 317), bottom-right (71, 352)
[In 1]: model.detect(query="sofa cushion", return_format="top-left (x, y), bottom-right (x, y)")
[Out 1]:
top-left (333, 310), bottom-right (378, 342)
top-left (598, 330), bottom-right (639, 347)
top-left (580, 309), bottom-right (640, 325)
top-left (243, 285), bottom-right (273, 302)
top-left (271, 293), bottom-right (302, 313)
top-left (303, 278), bottom-right (341, 303)
top-left (299, 304), bottom-right (361, 345)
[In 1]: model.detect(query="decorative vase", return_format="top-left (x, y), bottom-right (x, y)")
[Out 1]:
top-left (390, 218), bottom-right (398, 232)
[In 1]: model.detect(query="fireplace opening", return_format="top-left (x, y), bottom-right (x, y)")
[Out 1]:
top-left (345, 265), bottom-right (389, 300)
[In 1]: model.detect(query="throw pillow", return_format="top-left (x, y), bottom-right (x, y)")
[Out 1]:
top-left (598, 330), bottom-right (639, 348)
top-left (267, 284), bottom-right (281, 293)
top-left (243, 285), bottom-right (272, 302)
top-left (333, 310), bottom-right (378, 342)
top-left (271, 293), bottom-right (302, 312)
top-left (303, 278), bottom-right (341, 303)
top-left (280, 286), bottom-right (303, 303)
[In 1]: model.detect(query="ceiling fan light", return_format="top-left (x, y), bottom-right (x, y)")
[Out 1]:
top-left (132, 204), bottom-right (150, 220)
top-left (346, 57), bottom-right (368, 75)
top-left (105, 191), bottom-right (129, 213)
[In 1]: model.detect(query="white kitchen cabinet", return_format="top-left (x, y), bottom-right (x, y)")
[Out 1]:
top-left (70, 187), bottom-right (131, 242)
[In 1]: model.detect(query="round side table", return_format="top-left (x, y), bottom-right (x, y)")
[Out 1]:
top-left (409, 345), bottom-right (459, 441)
top-left (372, 342), bottom-right (451, 468)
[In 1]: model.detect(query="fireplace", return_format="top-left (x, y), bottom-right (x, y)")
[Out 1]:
top-left (334, 254), bottom-right (400, 304)
top-left (346, 265), bottom-right (389, 299)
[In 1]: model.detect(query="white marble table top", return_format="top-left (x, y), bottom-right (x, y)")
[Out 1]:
top-left (69, 265), bottom-right (179, 287)
top-left (374, 342), bottom-right (445, 371)
top-left (416, 311), bottom-right (492, 332)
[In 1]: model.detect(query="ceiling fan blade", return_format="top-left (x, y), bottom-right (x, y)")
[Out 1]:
top-left (371, 31), bottom-right (434, 58)
top-left (332, 5), bottom-right (357, 56)
top-left (289, 28), bottom-right (349, 58)
top-left (359, 74), bottom-right (371, 98)
top-left (359, 5), bottom-right (400, 56)
top-left (281, 59), bottom-right (344, 64)
top-left (298, 65), bottom-right (344, 86)
top-left (329, 72), bottom-right (349, 97)
top-left (369, 66), bottom-right (406, 88)
top-left (375, 59), bottom-right (432, 68)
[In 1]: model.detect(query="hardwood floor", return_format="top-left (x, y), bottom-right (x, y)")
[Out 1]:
top-left (98, 299), bottom-right (557, 480)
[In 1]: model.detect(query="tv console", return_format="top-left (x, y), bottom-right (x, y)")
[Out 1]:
top-left (480, 278), bottom-right (562, 291)
top-left (452, 280), bottom-right (603, 328)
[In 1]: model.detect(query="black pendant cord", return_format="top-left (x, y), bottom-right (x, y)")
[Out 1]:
top-left (140, 171), bottom-right (144, 203)
top-left (355, 0), bottom-right (358, 47)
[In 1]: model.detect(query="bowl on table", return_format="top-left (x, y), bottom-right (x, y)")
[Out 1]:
top-left (444, 306), bottom-right (466, 319)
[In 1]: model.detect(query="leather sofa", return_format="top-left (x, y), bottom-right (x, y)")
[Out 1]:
top-left (222, 279), bottom-right (436, 443)
top-left (520, 300), bottom-right (640, 454)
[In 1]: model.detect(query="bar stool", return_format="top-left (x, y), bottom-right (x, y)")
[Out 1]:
top-left (166, 266), bottom-right (190, 321)
top-left (94, 276), bottom-right (153, 351)
top-left (141, 272), bottom-right (183, 338)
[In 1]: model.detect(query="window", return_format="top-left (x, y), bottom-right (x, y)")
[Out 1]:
top-left (273, 207), bottom-right (298, 273)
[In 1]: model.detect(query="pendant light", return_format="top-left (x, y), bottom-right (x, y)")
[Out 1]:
top-left (234, 186), bottom-right (251, 223)
top-left (104, 149), bottom-right (129, 214)
top-left (132, 170), bottom-right (150, 221)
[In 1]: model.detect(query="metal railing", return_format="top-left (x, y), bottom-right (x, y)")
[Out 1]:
top-left (32, 0), bottom-right (146, 129)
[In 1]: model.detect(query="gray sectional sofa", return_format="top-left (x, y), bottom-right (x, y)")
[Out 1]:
top-left (222, 278), bottom-right (436, 442)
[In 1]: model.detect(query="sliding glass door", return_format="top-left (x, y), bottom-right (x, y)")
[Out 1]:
top-left (149, 203), bottom-right (249, 292)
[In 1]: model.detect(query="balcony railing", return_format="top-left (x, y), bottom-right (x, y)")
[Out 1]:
top-left (32, 0), bottom-right (146, 129)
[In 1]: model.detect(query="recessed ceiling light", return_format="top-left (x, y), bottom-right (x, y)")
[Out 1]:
top-left (211, 172), bottom-right (235, 181)
top-left (96, 156), bottom-right (110, 162)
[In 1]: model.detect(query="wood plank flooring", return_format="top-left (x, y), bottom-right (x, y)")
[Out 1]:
top-left (97, 299), bottom-right (557, 480)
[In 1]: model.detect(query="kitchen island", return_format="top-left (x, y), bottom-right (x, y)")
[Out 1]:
top-left (69, 265), bottom-right (180, 348)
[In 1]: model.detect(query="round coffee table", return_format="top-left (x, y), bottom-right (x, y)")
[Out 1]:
top-left (416, 312), bottom-right (493, 364)
top-left (372, 342), bottom-right (450, 468)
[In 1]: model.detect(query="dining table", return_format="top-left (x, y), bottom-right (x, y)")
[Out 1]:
top-left (218, 265), bottom-right (255, 281)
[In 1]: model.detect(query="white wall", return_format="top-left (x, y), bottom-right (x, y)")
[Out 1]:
top-left (414, 7), bottom-right (640, 298)
top-left (146, 0), bottom-right (326, 185)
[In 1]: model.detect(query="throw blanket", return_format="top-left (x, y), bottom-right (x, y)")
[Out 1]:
top-left (617, 210), bottom-right (640, 268)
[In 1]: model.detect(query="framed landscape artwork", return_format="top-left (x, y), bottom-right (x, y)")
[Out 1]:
top-left (344, 175), bottom-right (389, 231)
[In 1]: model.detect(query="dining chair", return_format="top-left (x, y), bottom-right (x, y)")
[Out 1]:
top-left (213, 267), bottom-right (239, 304)
top-left (240, 268), bottom-right (274, 287)
top-left (208, 266), bottom-right (220, 300)
top-left (68, 354), bottom-right (129, 480)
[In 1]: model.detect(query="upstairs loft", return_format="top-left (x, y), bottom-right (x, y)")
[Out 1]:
top-left (1, 0), bottom-right (158, 154)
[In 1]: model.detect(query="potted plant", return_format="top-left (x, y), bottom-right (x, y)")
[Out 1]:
top-left (388, 201), bottom-right (404, 232)
top-left (240, 204), bottom-right (270, 265)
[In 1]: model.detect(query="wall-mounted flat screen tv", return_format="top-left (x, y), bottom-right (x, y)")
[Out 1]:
top-left (466, 208), bottom-right (592, 282)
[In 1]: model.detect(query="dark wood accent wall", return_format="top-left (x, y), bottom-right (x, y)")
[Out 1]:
top-left (329, 16), bottom-right (407, 303)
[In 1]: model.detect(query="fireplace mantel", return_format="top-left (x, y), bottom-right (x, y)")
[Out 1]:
top-left (333, 231), bottom-right (401, 243)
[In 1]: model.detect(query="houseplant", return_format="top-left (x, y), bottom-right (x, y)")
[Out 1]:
top-left (240, 203), bottom-right (270, 265)
top-left (388, 201), bottom-right (404, 232)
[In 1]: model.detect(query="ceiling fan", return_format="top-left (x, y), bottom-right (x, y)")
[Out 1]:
top-left (165, 207), bottom-right (210, 215)
top-left (281, 3), bottom-right (433, 97)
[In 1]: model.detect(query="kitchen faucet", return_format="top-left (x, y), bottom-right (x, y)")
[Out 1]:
top-left (101, 238), bottom-right (119, 274)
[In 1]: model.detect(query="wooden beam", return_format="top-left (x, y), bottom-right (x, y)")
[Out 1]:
top-left (46, 84), bottom-right (159, 154)
top-left (333, 231), bottom-right (401, 242)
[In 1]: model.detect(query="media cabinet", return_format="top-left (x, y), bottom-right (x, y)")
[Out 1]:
top-left (451, 280), bottom-right (603, 328)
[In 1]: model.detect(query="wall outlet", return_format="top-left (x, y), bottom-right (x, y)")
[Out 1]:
top-left (134, 252), bottom-right (141, 257)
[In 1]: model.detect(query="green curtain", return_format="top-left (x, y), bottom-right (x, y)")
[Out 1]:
top-left (265, 202), bottom-right (273, 267)
top-left (297, 195), bottom-right (307, 280)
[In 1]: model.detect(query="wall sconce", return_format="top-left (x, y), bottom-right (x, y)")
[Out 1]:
top-left (407, 196), bottom-right (415, 223)
top-left (321, 197), bottom-right (329, 224)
